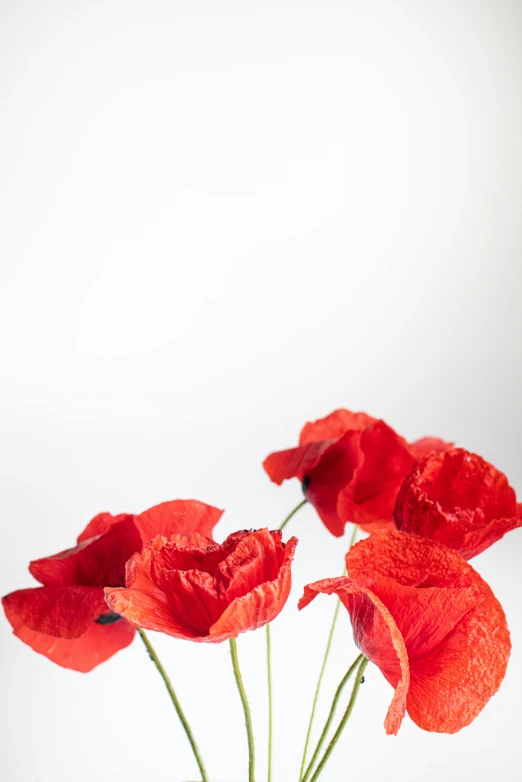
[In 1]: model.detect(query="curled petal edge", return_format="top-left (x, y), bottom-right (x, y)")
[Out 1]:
top-left (298, 577), bottom-right (410, 735)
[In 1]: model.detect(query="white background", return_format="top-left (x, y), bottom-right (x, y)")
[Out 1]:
top-left (1, 1), bottom-right (521, 781)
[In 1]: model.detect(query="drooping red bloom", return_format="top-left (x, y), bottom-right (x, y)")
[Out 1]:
top-left (263, 409), bottom-right (451, 536)
top-left (299, 530), bottom-right (510, 734)
top-left (105, 529), bottom-right (298, 642)
top-left (394, 448), bottom-right (522, 559)
top-left (2, 501), bottom-right (223, 672)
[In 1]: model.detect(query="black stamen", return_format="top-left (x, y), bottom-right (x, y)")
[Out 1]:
top-left (95, 611), bottom-right (122, 625)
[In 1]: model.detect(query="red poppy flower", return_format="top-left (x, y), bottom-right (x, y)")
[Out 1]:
top-left (105, 529), bottom-right (298, 642)
top-left (263, 409), bottom-right (451, 536)
top-left (394, 448), bottom-right (522, 559)
top-left (2, 500), bottom-right (223, 672)
top-left (299, 530), bottom-right (510, 734)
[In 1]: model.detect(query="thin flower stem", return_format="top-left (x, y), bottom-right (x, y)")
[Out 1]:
top-left (137, 629), bottom-right (209, 782)
top-left (298, 524), bottom-right (359, 781)
top-left (301, 654), bottom-right (363, 782)
top-left (279, 498), bottom-right (307, 532)
top-left (263, 497), bottom-right (308, 781)
top-left (309, 656), bottom-right (369, 782)
top-left (266, 623), bottom-right (274, 782)
top-left (347, 522), bottom-right (359, 551)
top-left (230, 637), bottom-right (256, 782)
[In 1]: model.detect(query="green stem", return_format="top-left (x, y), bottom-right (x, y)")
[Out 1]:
top-left (279, 498), bottom-right (307, 532)
top-left (138, 629), bottom-right (208, 782)
top-left (230, 637), bottom-right (256, 782)
top-left (266, 623), bottom-right (273, 782)
top-left (298, 598), bottom-right (342, 780)
top-left (298, 524), bottom-right (359, 781)
top-left (301, 654), bottom-right (363, 782)
top-left (262, 497), bottom-right (307, 780)
top-left (347, 522), bottom-right (359, 551)
top-left (309, 657), bottom-right (369, 782)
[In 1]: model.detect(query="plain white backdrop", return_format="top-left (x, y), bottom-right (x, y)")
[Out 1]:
top-left (1, 1), bottom-right (521, 781)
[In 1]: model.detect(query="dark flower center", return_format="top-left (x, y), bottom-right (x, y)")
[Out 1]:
top-left (94, 610), bottom-right (122, 625)
top-left (302, 475), bottom-right (311, 495)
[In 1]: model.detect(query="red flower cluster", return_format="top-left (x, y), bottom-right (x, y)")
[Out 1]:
top-left (2, 501), bottom-right (223, 671)
top-left (300, 530), bottom-right (510, 734)
top-left (264, 409), bottom-right (451, 536)
top-left (2, 405), bottom-right (520, 745)
top-left (105, 529), bottom-right (297, 642)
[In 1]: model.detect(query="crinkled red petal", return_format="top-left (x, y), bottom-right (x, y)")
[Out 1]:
top-left (394, 449), bottom-right (521, 559)
top-left (208, 536), bottom-right (298, 642)
top-left (106, 530), bottom-right (297, 643)
top-left (105, 537), bottom-right (194, 637)
top-left (344, 530), bottom-right (511, 732)
top-left (298, 576), bottom-right (410, 734)
top-left (216, 529), bottom-right (281, 599)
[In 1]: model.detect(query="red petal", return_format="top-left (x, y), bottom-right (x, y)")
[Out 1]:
top-left (299, 577), bottom-right (410, 734)
top-left (152, 532), bottom-right (243, 576)
top-left (263, 441), bottom-right (333, 486)
top-left (10, 620), bottom-right (135, 672)
top-left (216, 529), bottom-right (280, 599)
top-left (78, 501), bottom-right (223, 546)
top-left (299, 410), bottom-right (378, 445)
top-left (29, 517), bottom-right (143, 588)
top-left (3, 586), bottom-right (107, 638)
top-left (106, 531), bottom-right (297, 643)
top-left (406, 580), bottom-right (510, 732)
top-left (409, 438), bottom-right (453, 459)
top-left (134, 500), bottom-right (223, 544)
top-left (394, 449), bottom-right (521, 559)
top-left (105, 538), bottom-right (191, 637)
top-left (303, 430), bottom-right (363, 537)
top-left (208, 536), bottom-right (297, 641)
top-left (345, 530), bottom-right (511, 732)
top-left (77, 512), bottom-right (130, 543)
top-left (154, 568), bottom-right (224, 635)
top-left (337, 421), bottom-right (414, 528)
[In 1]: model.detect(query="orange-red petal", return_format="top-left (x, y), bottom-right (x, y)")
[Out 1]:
top-left (394, 449), bottom-right (522, 559)
top-left (301, 531), bottom-right (511, 734)
top-left (106, 530), bottom-right (298, 643)
top-left (348, 531), bottom-right (510, 731)
top-left (105, 537), bottom-right (193, 637)
top-left (299, 577), bottom-right (410, 734)
top-left (208, 536), bottom-right (297, 641)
